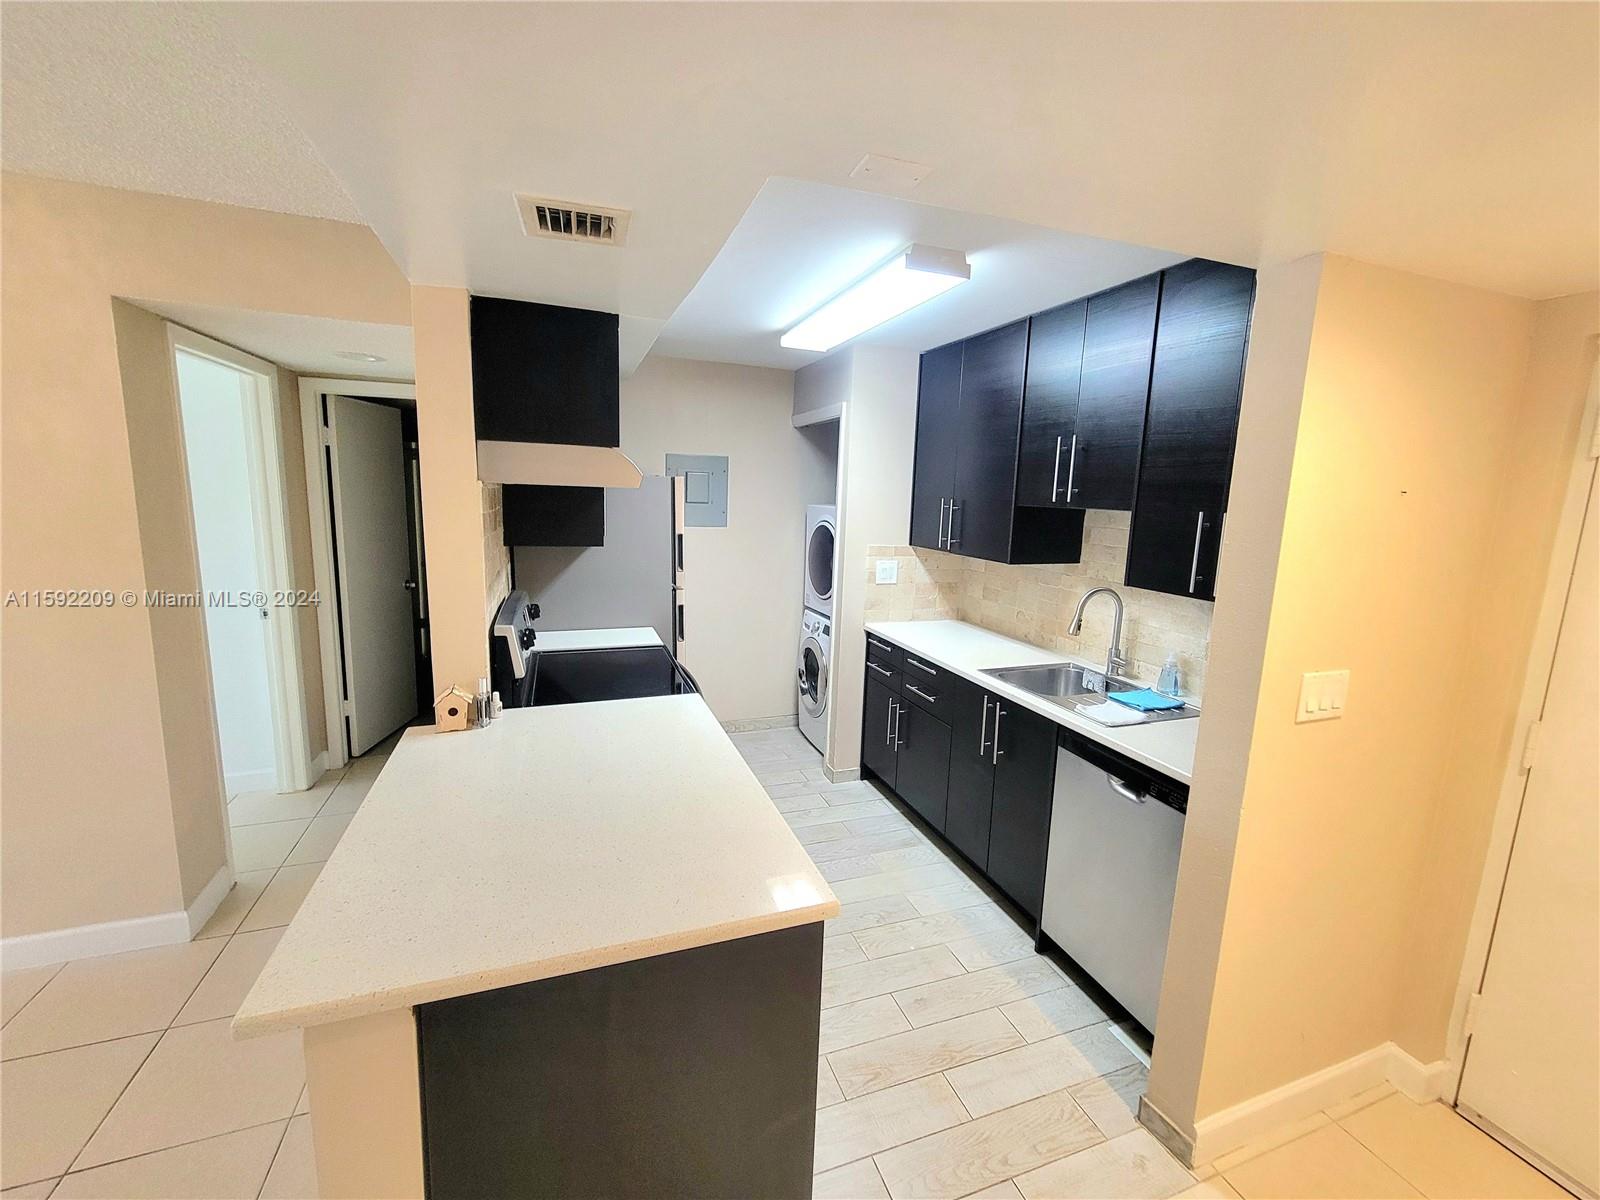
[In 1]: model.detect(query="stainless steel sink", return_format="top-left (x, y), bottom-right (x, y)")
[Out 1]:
top-left (982, 662), bottom-right (1199, 725)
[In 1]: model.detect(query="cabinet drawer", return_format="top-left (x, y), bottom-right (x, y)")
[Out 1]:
top-left (899, 654), bottom-right (954, 721)
top-left (866, 635), bottom-right (903, 669)
top-left (863, 656), bottom-right (901, 693)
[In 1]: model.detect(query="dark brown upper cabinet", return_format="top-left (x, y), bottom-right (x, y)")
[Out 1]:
top-left (1124, 260), bottom-right (1255, 601)
top-left (470, 296), bottom-right (619, 447)
top-left (1016, 300), bottom-right (1087, 508)
top-left (910, 320), bottom-right (1085, 565)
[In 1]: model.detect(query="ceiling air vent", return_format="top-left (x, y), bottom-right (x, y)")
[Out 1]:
top-left (515, 194), bottom-right (630, 246)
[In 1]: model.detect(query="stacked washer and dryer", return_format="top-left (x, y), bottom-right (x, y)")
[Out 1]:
top-left (796, 505), bottom-right (835, 753)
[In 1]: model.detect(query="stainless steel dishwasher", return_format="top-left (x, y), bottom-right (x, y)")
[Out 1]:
top-left (1041, 730), bottom-right (1188, 1032)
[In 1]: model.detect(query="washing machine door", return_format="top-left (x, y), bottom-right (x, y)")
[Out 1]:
top-left (806, 520), bottom-right (835, 609)
top-left (798, 635), bottom-right (829, 717)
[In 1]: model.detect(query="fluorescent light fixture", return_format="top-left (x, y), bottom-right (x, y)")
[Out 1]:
top-left (781, 245), bottom-right (970, 352)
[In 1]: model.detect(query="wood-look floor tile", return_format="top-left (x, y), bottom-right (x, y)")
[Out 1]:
top-left (791, 801), bottom-right (894, 828)
top-left (809, 830), bottom-right (929, 865)
top-left (907, 882), bottom-right (989, 916)
top-left (814, 1075), bottom-right (970, 1173)
top-left (797, 822), bottom-right (856, 845)
top-left (895, 958), bottom-right (1065, 1028)
top-left (872, 1086), bottom-right (1102, 1199)
top-left (825, 935), bottom-right (869, 969)
top-left (846, 814), bottom-right (916, 836)
top-left (946, 1024), bottom-right (1138, 1118)
top-left (1174, 1179), bottom-right (1243, 1199)
top-left (963, 1181), bottom-right (1024, 1198)
top-left (820, 995), bottom-right (913, 1055)
top-left (832, 865), bottom-right (969, 903)
top-left (1067, 1063), bottom-right (1148, 1138)
top-left (818, 1057), bottom-right (844, 1107)
top-left (828, 1009), bottom-right (1023, 1099)
top-left (1012, 1128), bottom-right (1193, 1199)
top-left (815, 1158), bottom-right (890, 1200)
top-left (773, 792), bottom-right (831, 814)
top-left (823, 946), bottom-right (966, 1009)
top-left (831, 895), bottom-right (923, 936)
top-left (946, 929), bottom-right (1037, 972)
top-left (855, 908), bottom-right (1020, 960)
top-left (999, 988), bottom-right (1114, 1043)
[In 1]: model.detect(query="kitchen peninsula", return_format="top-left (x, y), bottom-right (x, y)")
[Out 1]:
top-left (233, 694), bottom-right (837, 1200)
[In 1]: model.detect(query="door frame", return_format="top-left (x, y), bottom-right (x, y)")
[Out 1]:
top-left (1445, 348), bottom-right (1599, 1103)
top-left (167, 324), bottom-right (315, 808)
top-left (298, 376), bottom-right (418, 769)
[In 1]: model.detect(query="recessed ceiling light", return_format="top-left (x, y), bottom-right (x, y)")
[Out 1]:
top-left (780, 245), bottom-right (970, 353)
top-left (333, 350), bottom-right (386, 363)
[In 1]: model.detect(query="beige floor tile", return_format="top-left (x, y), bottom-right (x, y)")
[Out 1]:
top-left (1174, 1179), bottom-right (1243, 1199)
top-left (1223, 1122), bottom-right (1422, 1199)
top-left (855, 908), bottom-right (1021, 960)
top-left (1209, 1112), bottom-right (1331, 1176)
top-left (260, 1113), bottom-right (317, 1200)
top-left (194, 870), bottom-right (276, 940)
top-left (873, 1086), bottom-right (1102, 1200)
top-left (819, 1057), bottom-right (845, 1107)
top-left (821, 995), bottom-right (915, 1055)
top-left (295, 1084), bottom-right (309, 1115)
top-left (999, 988), bottom-right (1114, 1043)
top-left (283, 813), bottom-right (354, 867)
top-left (907, 882), bottom-right (989, 916)
top-left (810, 830), bottom-right (930, 865)
top-left (239, 864), bottom-right (323, 932)
top-left (174, 929), bottom-right (284, 1026)
top-left (833, 865), bottom-right (970, 903)
top-left (1, 1179), bottom-right (59, 1197)
top-left (0, 1033), bottom-right (158, 1188)
top-left (827, 936), bottom-right (870, 970)
top-left (1325, 1082), bottom-right (1395, 1122)
top-left (829, 1009), bottom-right (1024, 1099)
top-left (1, 940), bottom-right (223, 1060)
top-left (52, 1120), bottom-right (286, 1199)
top-left (815, 1157), bottom-right (890, 1200)
top-left (317, 774), bottom-right (371, 817)
top-left (833, 896), bottom-right (925, 936)
top-left (895, 958), bottom-right (1064, 1029)
top-left (1013, 1128), bottom-right (1192, 1199)
top-left (230, 821), bottom-right (313, 872)
top-left (814, 1074), bottom-right (970, 1173)
top-left (947, 930), bottom-right (1037, 972)
top-left (77, 1017), bottom-right (304, 1169)
top-left (798, 821), bottom-right (857, 845)
top-left (1338, 1094), bottom-right (1569, 1199)
top-left (1, 963), bottom-right (62, 1026)
top-left (824, 946), bottom-right (966, 1009)
top-left (229, 786), bottom-right (331, 827)
top-left (1067, 1063), bottom-right (1148, 1138)
top-left (963, 1182), bottom-right (1024, 1198)
top-left (945, 1023), bottom-right (1138, 1118)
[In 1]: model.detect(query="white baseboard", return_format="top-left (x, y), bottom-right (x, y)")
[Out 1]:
top-left (310, 750), bottom-right (329, 778)
top-left (721, 714), bottom-right (800, 733)
top-left (1179, 1041), bottom-right (1450, 1166)
top-left (824, 763), bottom-right (862, 783)
top-left (1, 863), bottom-right (235, 970)
top-left (226, 767), bottom-right (278, 795)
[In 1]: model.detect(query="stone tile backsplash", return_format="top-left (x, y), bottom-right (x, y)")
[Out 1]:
top-left (862, 510), bottom-right (1213, 701)
top-left (483, 483), bottom-right (512, 631)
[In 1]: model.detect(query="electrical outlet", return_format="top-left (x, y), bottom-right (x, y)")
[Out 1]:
top-left (1296, 670), bottom-right (1350, 723)
top-left (875, 559), bottom-right (899, 585)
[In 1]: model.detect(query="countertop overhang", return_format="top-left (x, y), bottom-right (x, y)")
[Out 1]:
top-left (233, 695), bottom-right (837, 1037)
top-left (864, 619), bottom-right (1199, 783)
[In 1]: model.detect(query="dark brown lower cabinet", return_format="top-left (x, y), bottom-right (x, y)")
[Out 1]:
top-left (986, 700), bottom-right (1057, 920)
top-left (862, 678), bottom-right (898, 789)
top-left (945, 675), bottom-right (996, 871)
top-left (896, 701), bottom-right (951, 832)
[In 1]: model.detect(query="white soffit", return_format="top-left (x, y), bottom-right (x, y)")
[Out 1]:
top-left (656, 179), bottom-right (1186, 368)
top-left (0, 4), bottom-right (362, 223)
top-left (137, 302), bottom-right (415, 382)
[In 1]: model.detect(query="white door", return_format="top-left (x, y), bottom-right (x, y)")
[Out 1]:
top-left (329, 395), bottom-right (418, 755)
top-left (1457, 466), bottom-right (1598, 1196)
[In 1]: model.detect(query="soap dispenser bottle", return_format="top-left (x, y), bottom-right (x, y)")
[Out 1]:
top-left (1156, 653), bottom-right (1182, 698)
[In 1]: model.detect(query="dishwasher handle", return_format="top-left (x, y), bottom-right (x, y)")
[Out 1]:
top-left (1107, 776), bottom-right (1147, 805)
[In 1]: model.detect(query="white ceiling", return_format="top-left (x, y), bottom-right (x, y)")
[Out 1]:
top-left (0, 4), bottom-right (361, 223)
top-left (4, 2), bottom-right (1595, 371)
top-left (655, 179), bottom-right (1185, 369)
top-left (140, 302), bottom-right (416, 383)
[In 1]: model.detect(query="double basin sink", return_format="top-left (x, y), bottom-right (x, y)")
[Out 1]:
top-left (982, 662), bottom-right (1199, 726)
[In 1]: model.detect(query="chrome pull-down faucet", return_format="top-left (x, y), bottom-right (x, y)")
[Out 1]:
top-left (1068, 587), bottom-right (1129, 682)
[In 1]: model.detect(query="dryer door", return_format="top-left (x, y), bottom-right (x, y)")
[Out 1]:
top-left (806, 520), bottom-right (835, 610)
top-left (798, 635), bottom-right (828, 717)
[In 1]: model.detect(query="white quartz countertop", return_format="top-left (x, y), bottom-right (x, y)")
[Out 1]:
top-left (233, 695), bottom-right (837, 1037)
top-left (864, 619), bottom-right (1199, 784)
top-left (533, 626), bottom-right (663, 652)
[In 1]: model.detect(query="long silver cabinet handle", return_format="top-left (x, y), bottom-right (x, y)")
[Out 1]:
top-left (1189, 511), bottom-right (1206, 594)
top-left (906, 656), bottom-right (938, 677)
top-left (866, 661), bottom-right (894, 679)
top-left (1108, 776), bottom-right (1148, 805)
top-left (978, 695), bottom-right (991, 753)
top-left (892, 701), bottom-right (904, 749)
top-left (1064, 434), bottom-right (1078, 502)
top-left (947, 502), bottom-right (961, 547)
top-left (937, 498), bottom-right (949, 549)
top-left (905, 683), bottom-right (937, 704)
top-left (868, 636), bottom-right (895, 654)
top-left (885, 699), bottom-right (895, 746)
top-left (1051, 436), bottom-right (1063, 501)
top-left (992, 705), bottom-right (1005, 763)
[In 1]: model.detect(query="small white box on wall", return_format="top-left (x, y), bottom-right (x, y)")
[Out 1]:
top-left (875, 560), bottom-right (899, 585)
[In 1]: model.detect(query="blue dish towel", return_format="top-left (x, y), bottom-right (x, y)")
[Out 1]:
top-left (1108, 687), bottom-right (1185, 712)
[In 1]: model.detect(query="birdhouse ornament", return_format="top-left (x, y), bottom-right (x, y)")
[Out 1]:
top-left (434, 686), bottom-right (475, 732)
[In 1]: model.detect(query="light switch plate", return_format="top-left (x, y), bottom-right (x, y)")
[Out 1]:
top-left (875, 559), bottom-right (899, 585)
top-left (1297, 669), bottom-right (1350, 723)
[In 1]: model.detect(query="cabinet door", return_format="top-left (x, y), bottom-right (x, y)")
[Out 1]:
top-left (951, 320), bottom-right (1028, 562)
top-left (1016, 301), bottom-right (1088, 508)
top-left (944, 681), bottom-right (996, 871)
top-left (896, 701), bottom-right (952, 833)
top-left (862, 678), bottom-right (899, 789)
top-left (1126, 261), bottom-right (1255, 600)
top-left (986, 701), bottom-right (1057, 920)
top-left (910, 342), bottom-right (964, 552)
top-left (1068, 275), bottom-right (1159, 511)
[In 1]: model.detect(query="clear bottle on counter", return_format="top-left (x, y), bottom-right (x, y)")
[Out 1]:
top-left (1156, 653), bottom-right (1182, 698)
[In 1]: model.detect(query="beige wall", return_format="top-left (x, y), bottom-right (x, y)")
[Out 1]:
top-left (864, 511), bottom-right (1216, 700)
top-left (618, 354), bottom-right (836, 723)
top-left (1, 173), bottom-right (409, 939)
